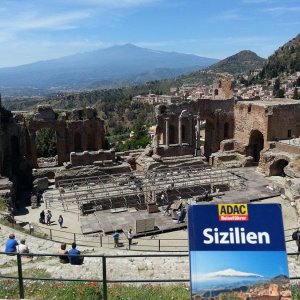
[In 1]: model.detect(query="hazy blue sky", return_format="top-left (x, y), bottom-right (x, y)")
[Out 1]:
top-left (190, 251), bottom-right (289, 279)
top-left (0, 0), bottom-right (299, 67)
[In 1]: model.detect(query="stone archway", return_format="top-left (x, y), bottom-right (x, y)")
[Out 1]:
top-left (224, 122), bottom-right (229, 139)
top-left (248, 130), bottom-right (264, 163)
top-left (74, 132), bottom-right (82, 152)
top-left (169, 125), bottom-right (175, 144)
top-left (35, 128), bottom-right (58, 167)
top-left (269, 159), bottom-right (289, 176)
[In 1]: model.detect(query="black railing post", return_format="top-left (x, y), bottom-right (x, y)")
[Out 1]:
top-left (100, 235), bottom-right (102, 247)
top-left (49, 229), bottom-right (52, 240)
top-left (73, 233), bottom-right (76, 243)
top-left (17, 254), bottom-right (25, 299)
top-left (102, 256), bottom-right (108, 300)
top-left (158, 239), bottom-right (161, 252)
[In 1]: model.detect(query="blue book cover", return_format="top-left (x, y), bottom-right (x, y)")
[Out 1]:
top-left (188, 203), bottom-right (292, 299)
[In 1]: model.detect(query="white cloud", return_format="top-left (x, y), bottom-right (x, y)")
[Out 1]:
top-left (0, 11), bottom-right (91, 32)
top-left (263, 6), bottom-right (300, 13)
top-left (205, 268), bottom-right (263, 278)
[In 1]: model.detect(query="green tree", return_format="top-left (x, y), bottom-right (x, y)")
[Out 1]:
top-left (293, 88), bottom-right (300, 100)
top-left (35, 128), bottom-right (57, 157)
top-left (276, 89), bottom-right (285, 98)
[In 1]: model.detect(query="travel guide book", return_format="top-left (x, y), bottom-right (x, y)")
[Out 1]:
top-left (188, 203), bottom-right (292, 299)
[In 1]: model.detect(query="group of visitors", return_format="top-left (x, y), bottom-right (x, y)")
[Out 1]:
top-left (112, 228), bottom-right (134, 248)
top-left (4, 233), bottom-right (31, 257)
top-left (39, 210), bottom-right (63, 228)
top-left (58, 242), bottom-right (84, 265)
top-left (4, 233), bottom-right (83, 265)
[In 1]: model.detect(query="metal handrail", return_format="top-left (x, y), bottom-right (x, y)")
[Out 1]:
top-left (0, 251), bottom-right (299, 300)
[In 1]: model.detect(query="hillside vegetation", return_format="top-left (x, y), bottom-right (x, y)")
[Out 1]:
top-left (260, 33), bottom-right (300, 79)
top-left (206, 50), bottom-right (265, 74)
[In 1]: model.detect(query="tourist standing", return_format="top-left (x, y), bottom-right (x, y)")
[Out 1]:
top-left (46, 210), bottom-right (52, 226)
top-left (58, 215), bottom-right (63, 228)
top-left (112, 231), bottom-right (119, 248)
top-left (127, 228), bottom-right (134, 248)
top-left (40, 210), bottom-right (45, 224)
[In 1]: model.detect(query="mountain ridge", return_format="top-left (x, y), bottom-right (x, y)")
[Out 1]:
top-left (205, 50), bottom-right (265, 74)
top-left (0, 44), bottom-right (218, 90)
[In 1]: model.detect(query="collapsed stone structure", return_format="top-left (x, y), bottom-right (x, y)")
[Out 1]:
top-left (150, 95), bottom-right (300, 202)
top-left (0, 102), bottom-right (114, 210)
top-left (1, 84), bottom-right (300, 212)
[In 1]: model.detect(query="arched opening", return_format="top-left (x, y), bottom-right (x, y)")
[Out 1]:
top-left (181, 125), bottom-right (186, 143)
top-left (169, 125), bottom-right (175, 144)
top-left (224, 122), bottom-right (229, 139)
top-left (218, 80), bottom-right (222, 88)
top-left (88, 134), bottom-right (95, 151)
top-left (269, 159), bottom-right (289, 176)
top-left (248, 130), bottom-right (264, 163)
top-left (204, 120), bottom-right (214, 158)
top-left (74, 132), bottom-right (82, 152)
top-left (35, 128), bottom-right (58, 167)
top-left (214, 89), bottom-right (219, 96)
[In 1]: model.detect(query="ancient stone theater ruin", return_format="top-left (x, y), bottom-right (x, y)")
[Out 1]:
top-left (1, 90), bottom-right (300, 235)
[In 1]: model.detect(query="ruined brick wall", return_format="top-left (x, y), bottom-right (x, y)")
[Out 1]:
top-left (197, 99), bottom-right (235, 157)
top-left (273, 142), bottom-right (300, 155)
top-left (212, 78), bottom-right (234, 100)
top-left (234, 102), bottom-right (269, 147)
top-left (154, 99), bottom-right (234, 158)
top-left (70, 150), bottom-right (115, 167)
top-left (267, 104), bottom-right (300, 141)
top-left (0, 112), bottom-right (28, 177)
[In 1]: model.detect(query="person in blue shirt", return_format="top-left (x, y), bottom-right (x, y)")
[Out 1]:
top-left (5, 233), bottom-right (18, 254)
top-left (68, 242), bottom-right (83, 265)
top-left (112, 231), bottom-right (119, 248)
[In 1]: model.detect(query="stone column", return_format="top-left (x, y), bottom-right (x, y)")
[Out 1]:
top-left (189, 115), bottom-right (193, 146)
top-left (165, 118), bottom-right (169, 147)
top-left (178, 116), bottom-right (182, 146)
top-left (196, 116), bottom-right (201, 150)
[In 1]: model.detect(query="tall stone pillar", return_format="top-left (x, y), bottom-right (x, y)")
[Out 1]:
top-left (196, 115), bottom-right (201, 151)
top-left (165, 118), bottom-right (169, 147)
top-left (189, 115), bottom-right (193, 146)
top-left (178, 116), bottom-right (182, 146)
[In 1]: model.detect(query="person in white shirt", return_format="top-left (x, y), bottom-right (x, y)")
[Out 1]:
top-left (127, 228), bottom-right (134, 248)
top-left (17, 239), bottom-right (29, 254)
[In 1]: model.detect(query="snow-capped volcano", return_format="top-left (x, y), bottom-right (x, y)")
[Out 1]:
top-left (206, 268), bottom-right (263, 278)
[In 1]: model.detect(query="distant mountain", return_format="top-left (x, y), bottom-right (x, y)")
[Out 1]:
top-left (206, 50), bottom-right (265, 74)
top-left (259, 33), bottom-right (300, 79)
top-left (0, 44), bottom-right (218, 90)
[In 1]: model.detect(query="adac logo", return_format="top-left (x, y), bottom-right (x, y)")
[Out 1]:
top-left (218, 204), bottom-right (248, 221)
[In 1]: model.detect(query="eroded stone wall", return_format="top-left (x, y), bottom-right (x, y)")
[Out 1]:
top-left (70, 150), bottom-right (115, 167)
top-left (26, 106), bottom-right (105, 168)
